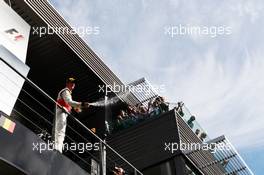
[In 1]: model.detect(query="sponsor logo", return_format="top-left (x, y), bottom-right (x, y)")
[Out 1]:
top-left (4, 28), bottom-right (24, 42)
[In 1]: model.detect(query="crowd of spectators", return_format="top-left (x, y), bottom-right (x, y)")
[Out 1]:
top-left (112, 96), bottom-right (169, 132)
top-left (111, 97), bottom-right (207, 142)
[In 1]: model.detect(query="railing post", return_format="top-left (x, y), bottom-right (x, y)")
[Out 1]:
top-left (99, 140), bottom-right (106, 175)
top-left (100, 92), bottom-right (108, 175)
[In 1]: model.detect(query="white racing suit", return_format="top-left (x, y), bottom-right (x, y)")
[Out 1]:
top-left (54, 88), bottom-right (81, 153)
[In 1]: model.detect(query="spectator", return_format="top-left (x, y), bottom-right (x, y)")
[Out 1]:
top-left (117, 110), bottom-right (127, 123)
top-left (112, 166), bottom-right (125, 175)
top-left (159, 96), bottom-right (169, 112)
top-left (187, 115), bottom-right (196, 129)
top-left (199, 132), bottom-right (207, 141)
top-left (155, 96), bottom-right (162, 106)
top-left (175, 102), bottom-right (184, 117)
top-left (138, 104), bottom-right (148, 115)
top-left (127, 105), bottom-right (141, 122)
top-left (150, 99), bottom-right (161, 117)
top-left (135, 104), bottom-right (148, 122)
top-left (195, 129), bottom-right (200, 136)
top-left (127, 105), bottom-right (137, 118)
top-left (147, 99), bottom-right (155, 113)
top-left (116, 110), bottom-right (133, 130)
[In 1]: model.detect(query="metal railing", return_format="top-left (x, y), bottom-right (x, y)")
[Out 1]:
top-left (0, 57), bottom-right (143, 175)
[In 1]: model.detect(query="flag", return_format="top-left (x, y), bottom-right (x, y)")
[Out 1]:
top-left (0, 115), bottom-right (16, 133)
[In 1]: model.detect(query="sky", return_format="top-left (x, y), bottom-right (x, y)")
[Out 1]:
top-left (50, 0), bottom-right (264, 174)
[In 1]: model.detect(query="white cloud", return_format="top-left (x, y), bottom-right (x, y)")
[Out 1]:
top-left (169, 47), bottom-right (264, 150)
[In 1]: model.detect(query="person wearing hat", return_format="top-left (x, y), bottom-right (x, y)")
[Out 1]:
top-left (53, 77), bottom-right (89, 153)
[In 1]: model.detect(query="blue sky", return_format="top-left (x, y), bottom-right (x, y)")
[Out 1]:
top-left (50, 0), bottom-right (264, 174)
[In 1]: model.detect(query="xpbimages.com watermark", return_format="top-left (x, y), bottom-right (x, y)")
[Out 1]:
top-left (164, 24), bottom-right (232, 38)
top-left (164, 141), bottom-right (231, 154)
top-left (32, 26), bottom-right (100, 37)
top-left (98, 82), bottom-right (166, 95)
top-left (32, 140), bottom-right (100, 154)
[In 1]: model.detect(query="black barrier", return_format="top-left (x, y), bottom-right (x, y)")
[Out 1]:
top-left (0, 111), bottom-right (88, 175)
